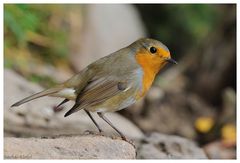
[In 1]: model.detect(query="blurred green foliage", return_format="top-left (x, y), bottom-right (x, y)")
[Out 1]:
top-left (4, 4), bottom-right (69, 64)
top-left (4, 4), bottom-right (74, 86)
top-left (136, 4), bottom-right (222, 59)
top-left (5, 4), bottom-right (40, 46)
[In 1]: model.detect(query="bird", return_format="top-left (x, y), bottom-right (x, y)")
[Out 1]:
top-left (11, 38), bottom-right (177, 140)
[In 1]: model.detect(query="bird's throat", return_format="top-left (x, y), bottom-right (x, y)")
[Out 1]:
top-left (135, 53), bottom-right (163, 98)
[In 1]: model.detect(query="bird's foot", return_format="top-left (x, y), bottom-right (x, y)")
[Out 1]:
top-left (111, 135), bottom-right (136, 148)
top-left (123, 137), bottom-right (136, 149)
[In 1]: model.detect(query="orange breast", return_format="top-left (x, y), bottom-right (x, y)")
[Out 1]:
top-left (135, 52), bottom-right (161, 99)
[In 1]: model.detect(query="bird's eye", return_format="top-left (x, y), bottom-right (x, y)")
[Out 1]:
top-left (150, 46), bottom-right (157, 54)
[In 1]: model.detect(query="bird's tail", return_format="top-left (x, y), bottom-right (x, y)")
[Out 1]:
top-left (11, 85), bottom-right (65, 107)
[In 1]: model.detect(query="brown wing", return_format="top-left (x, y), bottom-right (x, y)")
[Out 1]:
top-left (64, 77), bottom-right (128, 117)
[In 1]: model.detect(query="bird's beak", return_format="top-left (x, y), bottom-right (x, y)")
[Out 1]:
top-left (165, 58), bottom-right (178, 64)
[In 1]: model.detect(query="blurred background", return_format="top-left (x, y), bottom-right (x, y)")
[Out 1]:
top-left (4, 4), bottom-right (236, 159)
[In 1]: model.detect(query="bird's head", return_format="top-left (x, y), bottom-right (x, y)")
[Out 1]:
top-left (132, 38), bottom-right (177, 74)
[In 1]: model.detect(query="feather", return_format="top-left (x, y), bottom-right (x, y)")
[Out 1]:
top-left (11, 85), bottom-right (64, 107)
top-left (64, 78), bottom-right (127, 117)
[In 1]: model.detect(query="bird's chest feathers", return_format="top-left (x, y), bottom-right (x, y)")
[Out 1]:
top-left (135, 52), bottom-right (161, 98)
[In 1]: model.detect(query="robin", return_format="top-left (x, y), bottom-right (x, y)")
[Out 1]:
top-left (11, 38), bottom-right (177, 140)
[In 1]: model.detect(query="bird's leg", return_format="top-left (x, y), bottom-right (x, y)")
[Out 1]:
top-left (97, 112), bottom-right (127, 141)
top-left (84, 110), bottom-right (103, 133)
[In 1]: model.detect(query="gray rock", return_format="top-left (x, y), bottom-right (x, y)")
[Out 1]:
top-left (203, 141), bottom-right (235, 159)
top-left (4, 69), bottom-right (144, 139)
top-left (137, 132), bottom-right (207, 159)
top-left (4, 134), bottom-right (136, 159)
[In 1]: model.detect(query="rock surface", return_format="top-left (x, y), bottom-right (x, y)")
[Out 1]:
top-left (136, 132), bottom-right (207, 159)
top-left (4, 69), bottom-right (144, 139)
top-left (4, 134), bottom-right (136, 159)
top-left (203, 141), bottom-right (236, 159)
